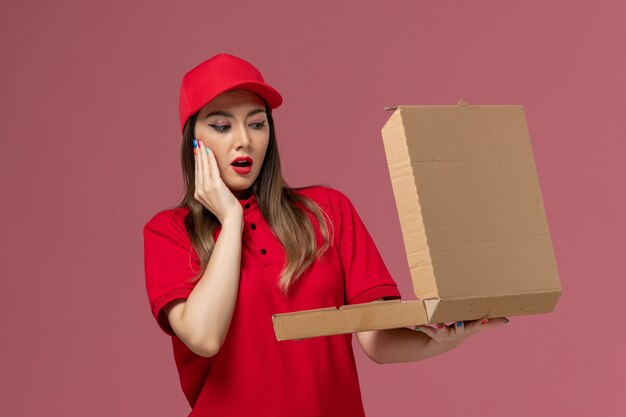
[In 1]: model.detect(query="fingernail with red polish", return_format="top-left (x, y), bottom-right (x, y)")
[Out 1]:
top-left (481, 319), bottom-right (488, 325)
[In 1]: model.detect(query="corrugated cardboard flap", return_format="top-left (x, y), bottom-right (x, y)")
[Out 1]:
top-left (424, 289), bottom-right (562, 324)
top-left (272, 300), bottom-right (428, 341)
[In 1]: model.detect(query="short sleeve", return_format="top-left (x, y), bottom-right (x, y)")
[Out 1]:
top-left (332, 189), bottom-right (402, 305)
top-left (143, 209), bottom-right (199, 336)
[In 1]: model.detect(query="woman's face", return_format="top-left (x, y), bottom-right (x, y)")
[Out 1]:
top-left (194, 89), bottom-right (270, 198)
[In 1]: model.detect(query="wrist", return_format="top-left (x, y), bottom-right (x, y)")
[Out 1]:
top-left (221, 214), bottom-right (244, 232)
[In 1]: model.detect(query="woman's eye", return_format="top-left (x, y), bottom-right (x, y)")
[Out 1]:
top-left (208, 124), bottom-right (230, 132)
top-left (250, 121), bottom-right (267, 129)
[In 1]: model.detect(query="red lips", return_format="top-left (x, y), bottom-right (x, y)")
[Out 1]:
top-left (230, 156), bottom-right (253, 166)
top-left (230, 156), bottom-right (253, 174)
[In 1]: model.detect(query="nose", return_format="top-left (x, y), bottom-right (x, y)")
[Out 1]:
top-left (233, 123), bottom-right (252, 150)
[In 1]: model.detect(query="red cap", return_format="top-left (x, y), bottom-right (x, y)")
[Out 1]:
top-left (178, 53), bottom-right (283, 133)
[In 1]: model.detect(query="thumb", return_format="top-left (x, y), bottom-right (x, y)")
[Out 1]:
top-left (484, 317), bottom-right (510, 328)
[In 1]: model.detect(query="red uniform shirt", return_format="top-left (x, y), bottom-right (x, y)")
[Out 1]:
top-left (143, 185), bottom-right (401, 417)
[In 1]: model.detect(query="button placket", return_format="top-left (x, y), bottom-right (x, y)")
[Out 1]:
top-left (242, 205), bottom-right (266, 265)
top-left (241, 202), bottom-right (284, 270)
top-left (241, 202), bottom-right (254, 245)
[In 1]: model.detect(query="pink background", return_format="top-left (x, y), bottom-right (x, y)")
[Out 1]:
top-left (2, 1), bottom-right (624, 416)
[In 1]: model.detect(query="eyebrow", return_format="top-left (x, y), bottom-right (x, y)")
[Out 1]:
top-left (205, 108), bottom-right (266, 119)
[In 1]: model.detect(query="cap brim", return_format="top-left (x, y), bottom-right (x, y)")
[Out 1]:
top-left (218, 80), bottom-right (283, 109)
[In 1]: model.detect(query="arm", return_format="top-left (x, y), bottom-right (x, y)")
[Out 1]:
top-left (356, 327), bottom-right (444, 364)
top-left (164, 217), bottom-right (243, 358)
top-left (356, 299), bottom-right (509, 364)
top-left (164, 141), bottom-right (244, 358)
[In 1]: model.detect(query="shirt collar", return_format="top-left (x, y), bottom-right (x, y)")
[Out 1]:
top-left (237, 192), bottom-right (257, 207)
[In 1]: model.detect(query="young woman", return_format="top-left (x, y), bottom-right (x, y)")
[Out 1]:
top-left (143, 53), bottom-right (508, 417)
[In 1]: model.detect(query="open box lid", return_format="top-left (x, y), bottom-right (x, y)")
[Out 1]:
top-left (272, 102), bottom-right (561, 341)
top-left (382, 102), bottom-right (561, 316)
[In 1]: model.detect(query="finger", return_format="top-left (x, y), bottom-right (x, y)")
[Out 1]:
top-left (415, 325), bottom-right (437, 339)
top-left (453, 320), bottom-right (466, 337)
top-left (193, 139), bottom-right (203, 191)
top-left (198, 140), bottom-right (212, 183)
top-left (469, 317), bottom-right (509, 333)
top-left (463, 318), bottom-right (488, 334)
top-left (206, 145), bottom-right (221, 179)
top-left (483, 317), bottom-right (510, 329)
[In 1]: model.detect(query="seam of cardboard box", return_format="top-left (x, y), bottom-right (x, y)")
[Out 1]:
top-left (436, 288), bottom-right (561, 300)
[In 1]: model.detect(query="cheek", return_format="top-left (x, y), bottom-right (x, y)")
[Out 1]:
top-left (209, 148), bottom-right (225, 166)
top-left (256, 134), bottom-right (270, 155)
top-left (197, 139), bottom-right (225, 167)
top-left (213, 149), bottom-right (232, 171)
top-left (193, 123), bottom-right (206, 141)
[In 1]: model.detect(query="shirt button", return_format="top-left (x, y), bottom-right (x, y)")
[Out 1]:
top-left (244, 203), bottom-right (250, 209)
top-left (260, 248), bottom-right (267, 255)
top-left (250, 223), bottom-right (257, 230)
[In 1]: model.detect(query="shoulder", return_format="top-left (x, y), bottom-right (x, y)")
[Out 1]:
top-left (291, 185), bottom-right (358, 224)
top-left (291, 185), bottom-right (354, 210)
top-left (143, 206), bottom-right (190, 236)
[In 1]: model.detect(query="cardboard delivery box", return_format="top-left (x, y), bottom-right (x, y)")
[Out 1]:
top-left (272, 101), bottom-right (562, 341)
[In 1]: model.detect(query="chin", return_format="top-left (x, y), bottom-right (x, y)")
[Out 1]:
top-left (224, 171), bottom-right (259, 191)
top-left (227, 180), bottom-right (254, 193)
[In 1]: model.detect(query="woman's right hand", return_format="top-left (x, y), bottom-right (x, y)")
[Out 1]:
top-left (193, 139), bottom-right (243, 224)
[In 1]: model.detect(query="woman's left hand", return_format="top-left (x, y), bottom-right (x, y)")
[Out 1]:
top-left (416, 317), bottom-right (509, 355)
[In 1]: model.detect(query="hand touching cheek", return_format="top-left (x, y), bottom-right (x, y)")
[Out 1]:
top-left (193, 139), bottom-right (243, 225)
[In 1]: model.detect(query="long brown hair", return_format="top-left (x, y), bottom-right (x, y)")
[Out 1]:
top-left (176, 103), bottom-right (334, 294)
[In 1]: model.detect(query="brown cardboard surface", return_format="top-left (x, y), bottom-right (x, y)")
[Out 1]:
top-left (273, 300), bottom-right (428, 341)
top-left (272, 103), bottom-right (561, 341)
